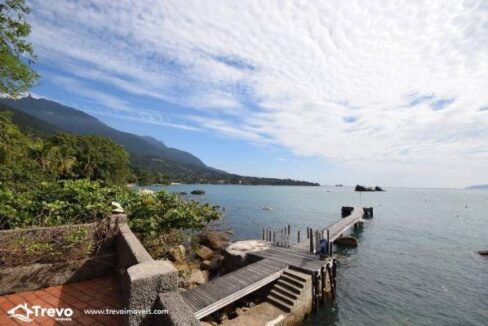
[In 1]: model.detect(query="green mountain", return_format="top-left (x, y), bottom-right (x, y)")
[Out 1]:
top-left (0, 96), bottom-right (319, 186)
top-left (0, 96), bottom-right (206, 168)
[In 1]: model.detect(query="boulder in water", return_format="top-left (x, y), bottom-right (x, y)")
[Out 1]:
top-left (478, 250), bottom-right (488, 256)
top-left (334, 236), bottom-right (358, 248)
top-left (191, 189), bottom-right (205, 195)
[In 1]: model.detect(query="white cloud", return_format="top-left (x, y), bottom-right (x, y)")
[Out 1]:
top-left (28, 0), bottom-right (488, 187)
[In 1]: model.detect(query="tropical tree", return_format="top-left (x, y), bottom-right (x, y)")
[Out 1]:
top-left (0, 0), bottom-right (39, 97)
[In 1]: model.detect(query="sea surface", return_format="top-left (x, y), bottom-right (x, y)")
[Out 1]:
top-left (154, 185), bottom-right (487, 326)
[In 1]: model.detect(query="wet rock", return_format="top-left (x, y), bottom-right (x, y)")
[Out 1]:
top-left (169, 245), bottom-right (186, 262)
top-left (191, 189), bottom-right (205, 195)
top-left (334, 236), bottom-right (358, 248)
top-left (478, 250), bottom-right (488, 256)
top-left (196, 245), bottom-right (214, 260)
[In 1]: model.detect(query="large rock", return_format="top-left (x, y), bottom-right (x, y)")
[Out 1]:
top-left (478, 250), bottom-right (488, 256)
top-left (224, 240), bottom-right (270, 273)
top-left (196, 245), bottom-right (214, 260)
top-left (334, 236), bottom-right (358, 248)
top-left (169, 245), bottom-right (186, 263)
top-left (189, 269), bottom-right (209, 285)
top-left (200, 231), bottom-right (231, 250)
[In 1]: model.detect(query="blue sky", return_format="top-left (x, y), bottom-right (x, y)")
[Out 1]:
top-left (25, 0), bottom-right (488, 188)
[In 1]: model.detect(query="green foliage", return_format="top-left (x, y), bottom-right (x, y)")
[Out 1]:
top-left (0, 0), bottom-right (39, 97)
top-left (0, 111), bottom-right (221, 260)
top-left (0, 179), bottom-right (117, 228)
top-left (0, 112), bottom-right (131, 189)
top-left (47, 133), bottom-right (130, 184)
top-left (118, 189), bottom-right (221, 238)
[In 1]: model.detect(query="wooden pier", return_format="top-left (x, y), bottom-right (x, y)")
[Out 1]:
top-left (182, 206), bottom-right (371, 320)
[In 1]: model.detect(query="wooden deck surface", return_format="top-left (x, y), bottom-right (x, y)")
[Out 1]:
top-left (182, 259), bottom-right (288, 319)
top-left (321, 206), bottom-right (363, 242)
top-left (249, 246), bottom-right (327, 274)
top-left (182, 207), bottom-right (364, 320)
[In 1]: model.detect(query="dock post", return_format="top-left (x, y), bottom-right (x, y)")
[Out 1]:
top-left (287, 224), bottom-right (290, 235)
top-left (310, 230), bottom-right (314, 253)
top-left (268, 230), bottom-right (272, 242)
top-left (273, 231), bottom-right (275, 243)
top-left (320, 267), bottom-right (325, 305)
top-left (326, 229), bottom-right (330, 256)
top-left (262, 229), bottom-right (265, 240)
top-left (314, 272), bottom-right (320, 311)
top-left (297, 230), bottom-right (300, 243)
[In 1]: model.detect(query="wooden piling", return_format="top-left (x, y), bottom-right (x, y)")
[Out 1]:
top-left (297, 230), bottom-right (300, 243)
top-left (327, 265), bottom-right (336, 299)
top-left (314, 272), bottom-right (320, 310)
top-left (268, 230), bottom-right (272, 242)
top-left (262, 229), bottom-right (265, 240)
top-left (287, 224), bottom-right (290, 235)
top-left (310, 229), bottom-right (314, 253)
top-left (320, 267), bottom-right (325, 305)
top-left (273, 231), bottom-right (276, 243)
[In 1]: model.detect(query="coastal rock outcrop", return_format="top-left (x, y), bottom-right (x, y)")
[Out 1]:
top-left (355, 185), bottom-right (385, 192)
top-left (334, 236), bottom-right (358, 248)
top-left (199, 231), bottom-right (230, 250)
top-left (191, 189), bottom-right (205, 195)
top-left (196, 245), bottom-right (214, 260)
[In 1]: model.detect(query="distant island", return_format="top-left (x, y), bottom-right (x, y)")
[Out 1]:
top-left (0, 96), bottom-right (319, 186)
top-left (355, 185), bottom-right (385, 192)
top-left (465, 184), bottom-right (488, 190)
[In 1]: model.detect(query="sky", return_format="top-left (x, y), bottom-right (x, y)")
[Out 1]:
top-left (25, 0), bottom-right (488, 188)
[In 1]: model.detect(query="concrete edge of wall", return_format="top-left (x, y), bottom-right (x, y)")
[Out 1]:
top-left (116, 222), bottom-right (153, 270)
top-left (152, 292), bottom-right (200, 326)
top-left (115, 217), bottom-right (188, 326)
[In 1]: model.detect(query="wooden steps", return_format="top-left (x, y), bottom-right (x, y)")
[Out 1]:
top-left (266, 269), bottom-right (308, 313)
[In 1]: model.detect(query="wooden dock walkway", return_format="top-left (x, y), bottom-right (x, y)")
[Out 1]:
top-left (183, 206), bottom-right (370, 320)
top-left (182, 259), bottom-right (288, 319)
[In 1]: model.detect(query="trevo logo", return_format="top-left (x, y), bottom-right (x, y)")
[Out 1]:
top-left (7, 303), bottom-right (74, 322)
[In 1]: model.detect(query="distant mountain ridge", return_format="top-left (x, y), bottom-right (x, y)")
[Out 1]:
top-left (0, 96), bottom-right (206, 168)
top-left (466, 184), bottom-right (488, 190)
top-left (0, 96), bottom-right (319, 186)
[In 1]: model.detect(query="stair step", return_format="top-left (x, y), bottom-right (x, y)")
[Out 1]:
top-left (269, 290), bottom-right (295, 306)
top-left (267, 296), bottom-right (292, 313)
top-left (273, 284), bottom-right (299, 300)
top-left (280, 275), bottom-right (304, 289)
top-left (276, 280), bottom-right (301, 295)
top-left (283, 270), bottom-right (308, 283)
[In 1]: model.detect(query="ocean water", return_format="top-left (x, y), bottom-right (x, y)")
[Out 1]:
top-left (156, 185), bottom-right (488, 325)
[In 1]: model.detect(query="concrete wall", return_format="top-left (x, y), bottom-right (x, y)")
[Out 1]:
top-left (115, 218), bottom-right (198, 326)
